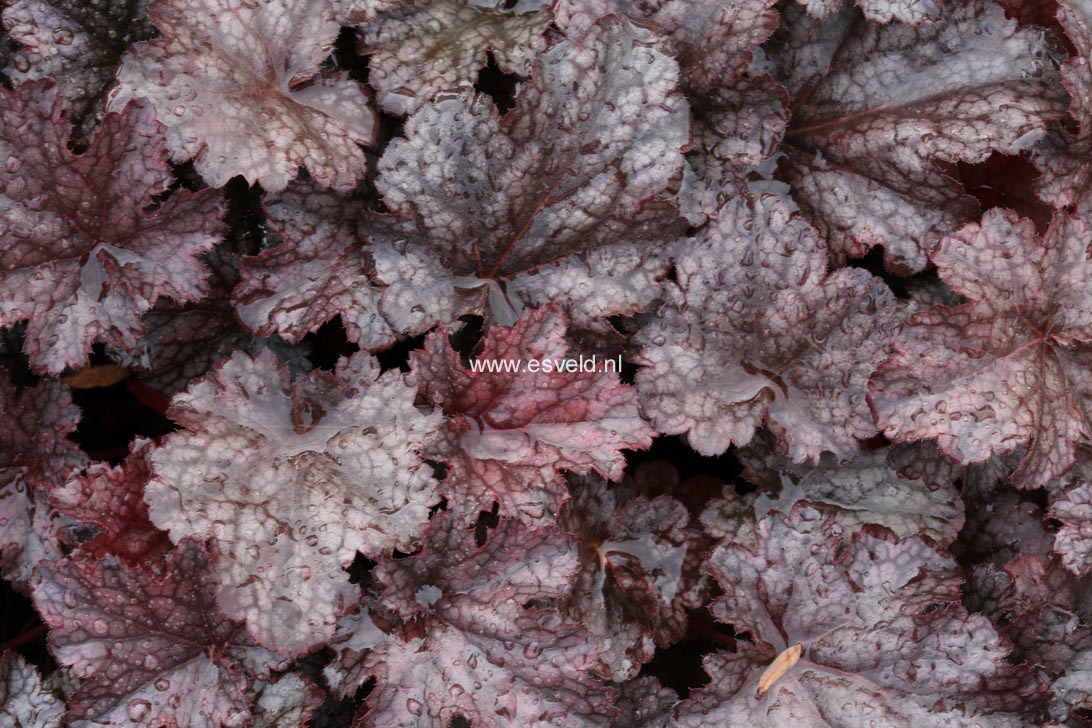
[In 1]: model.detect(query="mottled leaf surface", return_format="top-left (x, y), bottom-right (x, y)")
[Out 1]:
top-left (636, 194), bottom-right (896, 462)
top-left (413, 305), bottom-right (653, 524)
top-left (345, 512), bottom-right (614, 727)
top-left (739, 434), bottom-right (965, 545)
top-left (0, 80), bottom-right (223, 373)
top-left (669, 505), bottom-right (1044, 726)
top-left (794, 0), bottom-right (941, 24)
top-left (554, 0), bottom-right (778, 93)
top-left (233, 181), bottom-right (395, 351)
top-left (1051, 481), bottom-right (1092, 575)
top-left (772, 1), bottom-right (1065, 273)
top-left (32, 541), bottom-right (285, 727)
top-left (146, 349), bottom-right (441, 655)
top-left (110, 0), bottom-right (377, 191)
top-left (871, 209), bottom-right (1092, 489)
top-left (3, 0), bottom-right (155, 136)
top-left (371, 16), bottom-right (688, 334)
top-left (357, 0), bottom-right (551, 115)
top-left (559, 475), bottom-right (704, 681)
top-left (0, 652), bottom-right (64, 727)
top-left (0, 376), bottom-right (84, 588)
top-left (51, 437), bottom-right (168, 563)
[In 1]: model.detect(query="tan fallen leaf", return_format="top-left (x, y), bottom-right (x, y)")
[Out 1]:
top-left (757, 642), bottom-right (802, 695)
top-left (62, 364), bottom-right (130, 389)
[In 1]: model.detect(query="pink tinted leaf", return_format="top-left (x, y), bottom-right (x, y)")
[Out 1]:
top-left (347, 511), bottom-right (614, 727)
top-left (233, 181), bottom-right (396, 351)
top-left (356, 0), bottom-right (551, 115)
top-left (145, 349), bottom-right (441, 656)
top-left (559, 476), bottom-right (705, 681)
top-left (32, 541), bottom-right (286, 727)
top-left (965, 554), bottom-right (1092, 672)
top-left (371, 16), bottom-right (688, 334)
top-left (0, 80), bottom-right (224, 374)
top-left (795, 0), bottom-right (941, 23)
top-left (870, 209), bottom-right (1092, 489)
top-left (553, 0), bottom-right (778, 93)
top-left (681, 73), bottom-right (789, 224)
top-left (739, 434), bottom-right (965, 545)
top-left (413, 305), bottom-right (653, 525)
top-left (2, 0), bottom-right (156, 136)
top-left (114, 240), bottom-right (311, 397)
top-left (0, 652), bottom-right (64, 727)
top-left (250, 673), bottom-right (325, 728)
top-left (1051, 480), bottom-right (1092, 575)
top-left (0, 376), bottom-right (85, 588)
top-left (109, 0), bottom-right (377, 191)
top-left (636, 194), bottom-right (896, 462)
top-left (50, 437), bottom-right (169, 563)
top-left (1034, 0), bottom-right (1092, 212)
top-left (773, 1), bottom-right (1066, 273)
top-left (671, 504), bottom-right (1045, 725)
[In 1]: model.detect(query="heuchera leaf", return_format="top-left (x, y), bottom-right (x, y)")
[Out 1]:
top-left (355, 0), bottom-right (552, 115)
top-left (1050, 480), bottom-right (1092, 575)
top-left (2, 0), bottom-right (156, 136)
top-left (233, 181), bottom-right (396, 351)
top-left (681, 73), bottom-right (789, 225)
top-left (342, 511), bottom-right (614, 727)
top-left (0, 79), bottom-right (224, 374)
top-left (0, 652), bottom-right (64, 727)
top-left (553, 0), bottom-right (778, 93)
top-left (145, 349), bottom-right (441, 656)
top-left (109, 0), bottom-right (377, 192)
top-left (1034, 0), bottom-right (1092, 213)
top-left (558, 475), bottom-right (705, 681)
top-left (32, 541), bottom-right (286, 727)
top-left (250, 673), bottom-right (324, 728)
top-left (668, 504), bottom-right (1045, 726)
top-left (965, 554), bottom-right (1092, 672)
top-left (636, 193), bottom-right (896, 462)
top-left (413, 305), bottom-right (653, 524)
top-left (370, 16), bottom-right (688, 335)
top-left (739, 433), bottom-right (965, 545)
top-left (870, 209), bottom-right (1092, 489)
top-left (0, 375), bottom-right (85, 588)
top-left (115, 239), bottom-right (310, 397)
top-left (50, 437), bottom-right (169, 563)
top-left (771, 0), bottom-right (1065, 273)
top-left (794, 0), bottom-right (941, 24)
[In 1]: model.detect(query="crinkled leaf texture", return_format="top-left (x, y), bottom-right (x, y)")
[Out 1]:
top-left (145, 349), bottom-right (441, 656)
top-left (233, 181), bottom-right (396, 352)
top-left (739, 433), bottom-right (965, 546)
top-left (772, 0), bottom-right (1065, 273)
top-left (51, 437), bottom-right (168, 563)
top-left (1051, 481), bottom-right (1092, 575)
top-left (553, 0), bottom-right (778, 93)
top-left (0, 652), bottom-right (64, 727)
top-left (334, 511), bottom-right (614, 727)
top-left (559, 475), bottom-right (705, 681)
top-left (0, 375), bottom-right (85, 588)
top-left (114, 238), bottom-right (310, 397)
top-left (667, 504), bottom-right (1045, 726)
top-left (110, 0), bottom-right (377, 192)
top-left (1035, 0), bottom-right (1092, 213)
top-left (32, 541), bottom-right (286, 727)
top-left (871, 209), bottom-right (1092, 489)
top-left (370, 16), bottom-right (688, 335)
top-left (636, 193), bottom-right (896, 463)
top-left (0, 79), bottom-right (224, 374)
top-left (356, 0), bottom-right (551, 115)
top-left (794, 0), bottom-right (941, 24)
top-left (413, 305), bottom-right (653, 524)
top-left (2, 0), bottom-right (156, 136)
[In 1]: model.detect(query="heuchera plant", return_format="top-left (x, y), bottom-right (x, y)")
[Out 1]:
top-left (7, 0), bottom-right (1092, 725)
